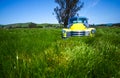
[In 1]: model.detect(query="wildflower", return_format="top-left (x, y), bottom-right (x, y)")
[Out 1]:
top-left (16, 55), bottom-right (18, 60)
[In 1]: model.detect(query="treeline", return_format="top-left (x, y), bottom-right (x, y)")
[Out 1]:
top-left (0, 22), bottom-right (120, 29)
top-left (0, 22), bottom-right (60, 29)
top-left (90, 23), bottom-right (120, 27)
top-left (37, 23), bottom-right (61, 28)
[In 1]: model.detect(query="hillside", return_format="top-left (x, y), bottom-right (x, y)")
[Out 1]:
top-left (0, 22), bottom-right (60, 28)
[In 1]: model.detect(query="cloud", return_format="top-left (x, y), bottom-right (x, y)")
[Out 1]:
top-left (79, 0), bottom-right (101, 15)
top-left (91, 0), bottom-right (101, 7)
top-left (82, 0), bottom-right (101, 8)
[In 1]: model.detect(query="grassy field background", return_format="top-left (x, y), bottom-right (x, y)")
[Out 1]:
top-left (0, 27), bottom-right (120, 78)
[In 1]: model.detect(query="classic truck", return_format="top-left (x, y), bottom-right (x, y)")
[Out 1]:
top-left (62, 16), bottom-right (96, 38)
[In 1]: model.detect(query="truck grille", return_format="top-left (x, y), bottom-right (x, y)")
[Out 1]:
top-left (71, 31), bottom-right (85, 36)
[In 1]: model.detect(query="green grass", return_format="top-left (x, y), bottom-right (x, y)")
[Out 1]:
top-left (0, 27), bottom-right (120, 78)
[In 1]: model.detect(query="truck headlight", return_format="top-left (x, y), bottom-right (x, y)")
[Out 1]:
top-left (91, 29), bottom-right (96, 34)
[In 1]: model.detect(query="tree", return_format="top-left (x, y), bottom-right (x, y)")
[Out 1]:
top-left (54, 0), bottom-right (84, 28)
top-left (28, 22), bottom-right (37, 28)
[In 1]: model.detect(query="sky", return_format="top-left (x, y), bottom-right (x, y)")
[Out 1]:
top-left (0, 0), bottom-right (120, 25)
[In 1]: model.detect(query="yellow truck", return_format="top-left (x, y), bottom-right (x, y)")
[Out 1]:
top-left (62, 16), bottom-right (96, 38)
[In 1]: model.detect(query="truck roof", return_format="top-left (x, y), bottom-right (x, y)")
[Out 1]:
top-left (69, 16), bottom-right (88, 20)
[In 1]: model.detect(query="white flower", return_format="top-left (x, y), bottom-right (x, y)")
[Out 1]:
top-left (16, 55), bottom-right (18, 60)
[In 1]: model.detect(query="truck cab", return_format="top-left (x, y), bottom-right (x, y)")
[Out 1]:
top-left (62, 16), bottom-right (96, 38)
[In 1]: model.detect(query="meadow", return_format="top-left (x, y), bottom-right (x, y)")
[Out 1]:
top-left (0, 27), bottom-right (120, 78)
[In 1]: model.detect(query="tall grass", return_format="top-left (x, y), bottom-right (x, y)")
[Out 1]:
top-left (0, 27), bottom-right (120, 78)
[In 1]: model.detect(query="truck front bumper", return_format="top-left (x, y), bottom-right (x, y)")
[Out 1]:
top-left (62, 28), bottom-right (96, 38)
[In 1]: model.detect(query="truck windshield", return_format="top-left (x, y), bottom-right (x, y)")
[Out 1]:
top-left (70, 18), bottom-right (77, 23)
top-left (69, 18), bottom-right (83, 24)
